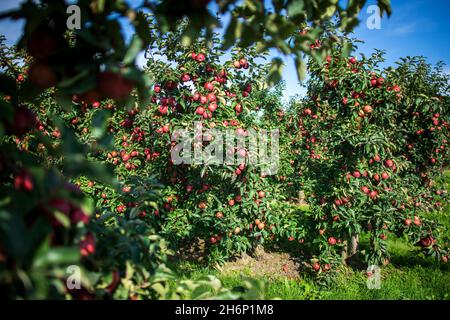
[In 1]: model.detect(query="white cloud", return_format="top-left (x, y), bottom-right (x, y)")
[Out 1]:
top-left (392, 23), bottom-right (416, 35)
top-left (444, 66), bottom-right (450, 75)
top-left (136, 50), bottom-right (148, 70)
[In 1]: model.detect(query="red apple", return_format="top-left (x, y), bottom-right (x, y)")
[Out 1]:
top-left (98, 71), bottom-right (134, 100)
top-left (352, 171), bottom-right (361, 178)
top-left (195, 53), bottom-right (205, 62)
top-left (385, 159), bottom-right (394, 168)
top-left (312, 262), bottom-right (321, 271)
top-left (204, 82), bottom-right (214, 91)
top-left (181, 73), bottom-right (191, 82)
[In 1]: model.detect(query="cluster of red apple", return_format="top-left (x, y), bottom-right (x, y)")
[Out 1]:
top-left (233, 58), bottom-right (249, 69)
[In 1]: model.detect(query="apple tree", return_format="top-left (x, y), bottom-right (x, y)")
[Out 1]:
top-left (283, 42), bottom-right (449, 277)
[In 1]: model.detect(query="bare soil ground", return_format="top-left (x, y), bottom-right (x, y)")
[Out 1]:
top-left (216, 246), bottom-right (303, 280)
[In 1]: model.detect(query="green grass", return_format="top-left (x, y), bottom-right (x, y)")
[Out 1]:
top-left (320, 264), bottom-right (450, 300)
top-left (173, 263), bottom-right (322, 300)
top-left (174, 256), bottom-right (450, 300)
top-left (221, 276), bottom-right (321, 300)
top-left (173, 240), bottom-right (450, 300)
top-left (319, 236), bottom-right (450, 299)
top-left (172, 171), bottom-right (450, 300)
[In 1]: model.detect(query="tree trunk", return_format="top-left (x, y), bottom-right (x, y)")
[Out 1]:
top-left (341, 234), bottom-right (359, 264)
top-left (341, 239), bottom-right (348, 263)
top-left (349, 234), bottom-right (359, 256)
top-left (297, 190), bottom-right (305, 204)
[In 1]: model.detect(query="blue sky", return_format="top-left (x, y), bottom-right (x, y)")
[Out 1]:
top-left (1, 0), bottom-right (449, 99)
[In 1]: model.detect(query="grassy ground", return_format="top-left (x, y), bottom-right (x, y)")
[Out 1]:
top-left (320, 240), bottom-right (450, 300)
top-left (174, 242), bottom-right (450, 300)
top-left (172, 172), bottom-right (450, 300)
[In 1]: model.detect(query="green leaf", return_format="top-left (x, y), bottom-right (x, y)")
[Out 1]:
top-left (57, 70), bottom-right (90, 89)
top-left (54, 91), bottom-right (74, 112)
top-left (134, 12), bottom-right (153, 47)
top-left (287, 0), bottom-right (304, 17)
top-left (377, 0), bottom-right (392, 16)
top-left (222, 16), bottom-right (238, 50)
top-left (129, 207), bottom-right (139, 219)
top-left (34, 245), bottom-right (80, 269)
top-left (294, 56), bottom-right (307, 81)
top-left (53, 211), bottom-right (71, 228)
top-left (123, 35), bottom-right (143, 65)
top-left (96, 0), bottom-right (105, 12)
top-left (321, 4), bottom-right (337, 20)
top-left (267, 58), bottom-right (284, 86)
top-left (91, 109), bottom-right (111, 139)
